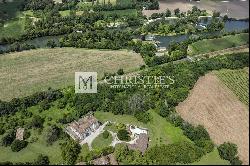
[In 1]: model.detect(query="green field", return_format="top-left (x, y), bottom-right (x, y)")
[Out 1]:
top-left (215, 68), bottom-right (249, 106)
top-left (0, 48), bottom-right (144, 101)
top-left (0, 134), bottom-right (64, 164)
top-left (0, 0), bottom-right (34, 38)
top-left (188, 33), bottom-right (249, 56)
top-left (191, 149), bottom-right (230, 165)
top-left (0, 101), bottom-right (76, 164)
top-left (0, 18), bottom-right (25, 38)
top-left (95, 110), bottom-right (191, 146)
top-left (0, 0), bottom-right (26, 38)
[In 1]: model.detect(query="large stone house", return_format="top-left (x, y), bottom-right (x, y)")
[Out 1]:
top-left (65, 114), bottom-right (100, 141)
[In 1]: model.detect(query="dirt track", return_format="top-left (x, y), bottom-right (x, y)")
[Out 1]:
top-left (143, 0), bottom-right (249, 19)
top-left (176, 73), bottom-right (249, 164)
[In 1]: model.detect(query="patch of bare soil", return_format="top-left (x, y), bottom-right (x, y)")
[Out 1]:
top-left (176, 73), bottom-right (249, 164)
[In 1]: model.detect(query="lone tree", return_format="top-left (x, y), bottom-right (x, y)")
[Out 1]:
top-left (218, 142), bottom-right (238, 161)
top-left (34, 154), bottom-right (50, 165)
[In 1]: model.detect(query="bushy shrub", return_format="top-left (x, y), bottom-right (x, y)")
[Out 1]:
top-left (230, 156), bottom-right (243, 165)
top-left (117, 129), bottom-right (130, 141)
top-left (11, 140), bottom-right (28, 152)
top-left (218, 142), bottom-right (238, 161)
top-left (1, 130), bottom-right (15, 147)
top-left (102, 130), bottom-right (110, 139)
top-left (195, 139), bottom-right (214, 153)
top-left (117, 69), bottom-right (124, 75)
top-left (34, 154), bottom-right (50, 165)
top-left (45, 125), bottom-right (61, 145)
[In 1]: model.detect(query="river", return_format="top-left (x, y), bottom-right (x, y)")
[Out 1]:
top-left (0, 20), bottom-right (249, 52)
top-left (155, 20), bottom-right (249, 48)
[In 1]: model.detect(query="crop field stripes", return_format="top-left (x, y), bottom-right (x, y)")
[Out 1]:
top-left (215, 68), bottom-right (249, 106)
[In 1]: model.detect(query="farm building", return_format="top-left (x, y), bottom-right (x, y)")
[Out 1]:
top-left (65, 114), bottom-right (101, 141)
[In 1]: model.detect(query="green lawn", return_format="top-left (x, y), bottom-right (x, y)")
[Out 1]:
top-left (94, 110), bottom-right (190, 146)
top-left (214, 68), bottom-right (249, 106)
top-left (0, 18), bottom-right (25, 38)
top-left (191, 148), bottom-right (230, 165)
top-left (91, 132), bottom-right (113, 150)
top-left (188, 33), bottom-right (249, 56)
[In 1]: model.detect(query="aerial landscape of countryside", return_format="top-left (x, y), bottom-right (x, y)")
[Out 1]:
top-left (0, 0), bottom-right (249, 165)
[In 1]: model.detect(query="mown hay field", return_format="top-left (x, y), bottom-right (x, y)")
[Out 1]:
top-left (0, 48), bottom-right (145, 101)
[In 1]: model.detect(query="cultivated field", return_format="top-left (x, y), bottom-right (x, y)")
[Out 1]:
top-left (0, 48), bottom-right (145, 101)
top-left (215, 68), bottom-right (249, 106)
top-left (188, 33), bottom-right (249, 56)
top-left (176, 72), bottom-right (249, 164)
top-left (143, 0), bottom-right (249, 19)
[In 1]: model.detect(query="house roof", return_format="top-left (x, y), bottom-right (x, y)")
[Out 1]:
top-left (68, 115), bottom-right (99, 134)
top-left (91, 154), bottom-right (118, 165)
top-left (128, 133), bottom-right (149, 153)
top-left (92, 156), bottom-right (109, 165)
top-left (107, 154), bottom-right (118, 165)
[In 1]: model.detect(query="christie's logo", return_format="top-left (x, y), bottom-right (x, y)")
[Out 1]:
top-left (75, 72), bottom-right (97, 93)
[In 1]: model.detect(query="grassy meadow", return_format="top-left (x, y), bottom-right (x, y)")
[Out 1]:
top-left (188, 33), bottom-right (249, 56)
top-left (215, 68), bottom-right (249, 106)
top-left (0, 17), bottom-right (25, 38)
top-left (191, 149), bottom-right (230, 165)
top-left (0, 48), bottom-right (145, 101)
top-left (0, 101), bottom-right (73, 164)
